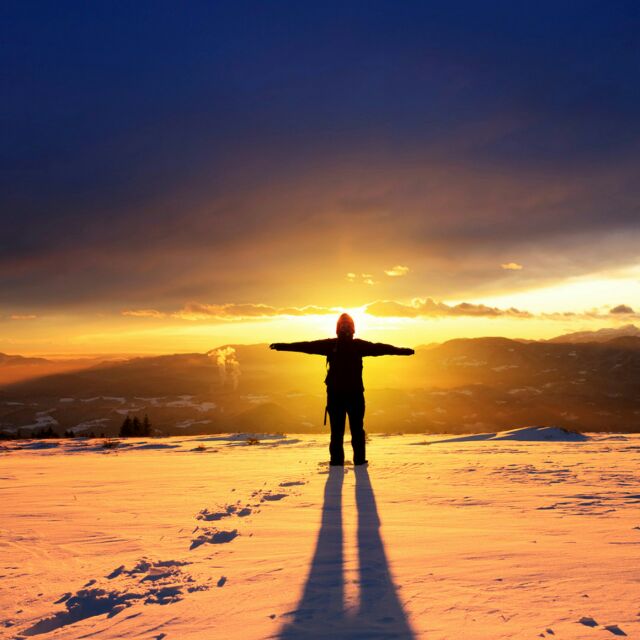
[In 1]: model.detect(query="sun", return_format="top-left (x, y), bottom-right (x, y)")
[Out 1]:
top-left (340, 306), bottom-right (371, 337)
top-left (307, 306), bottom-right (372, 338)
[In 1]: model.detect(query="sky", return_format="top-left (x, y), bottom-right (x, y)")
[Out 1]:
top-left (2, 1), bottom-right (640, 354)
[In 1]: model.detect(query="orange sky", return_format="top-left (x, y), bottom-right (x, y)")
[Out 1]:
top-left (3, 263), bottom-right (639, 355)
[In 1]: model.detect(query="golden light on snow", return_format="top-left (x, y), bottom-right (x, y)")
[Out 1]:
top-left (3, 432), bottom-right (640, 637)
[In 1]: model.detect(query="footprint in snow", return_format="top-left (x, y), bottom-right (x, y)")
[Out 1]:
top-left (197, 504), bottom-right (253, 522)
top-left (23, 559), bottom-right (206, 636)
top-left (261, 492), bottom-right (287, 502)
top-left (251, 488), bottom-right (290, 502)
top-left (190, 529), bottom-right (238, 550)
top-left (578, 616), bottom-right (598, 627)
top-left (602, 624), bottom-right (627, 636)
top-left (197, 505), bottom-right (236, 522)
top-left (191, 488), bottom-right (292, 551)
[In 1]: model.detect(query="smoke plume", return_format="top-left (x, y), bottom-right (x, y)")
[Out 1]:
top-left (213, 347), bottom-right (241, 389)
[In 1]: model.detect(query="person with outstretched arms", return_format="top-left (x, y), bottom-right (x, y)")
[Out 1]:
top-left (270, 313), bottom-right (414, 466)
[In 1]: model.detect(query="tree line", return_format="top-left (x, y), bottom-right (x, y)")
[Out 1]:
top-left (0, 414), bottom-right (153, 440)
top-left (119, 415), bottom-right (152, 437)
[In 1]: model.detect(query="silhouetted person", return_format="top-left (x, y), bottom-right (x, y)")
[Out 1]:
top-left (270, 313), bottom-right (414, 465)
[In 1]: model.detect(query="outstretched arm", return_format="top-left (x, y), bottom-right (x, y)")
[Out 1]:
top-left (359, 341), bottom-right (415, 357)
top-left (269, 339), bottom-right (333, 356)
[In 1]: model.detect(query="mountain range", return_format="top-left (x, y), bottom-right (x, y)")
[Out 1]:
top-left (2, 325), bottom-right (639, 436)
top-left (546, 323), bottom-right (640, 343)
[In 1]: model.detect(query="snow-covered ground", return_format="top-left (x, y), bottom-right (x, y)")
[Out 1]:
top-left (1, 429), bottom-right (639, 639)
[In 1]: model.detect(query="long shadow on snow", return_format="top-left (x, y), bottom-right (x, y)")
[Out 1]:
top-left (277, 466), bottom-right (414, 639)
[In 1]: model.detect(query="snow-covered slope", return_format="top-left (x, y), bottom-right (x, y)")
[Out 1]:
top-left (427, 426), bottom-right (590, 444)
top-left (1, 433), bottom-right (639, 639)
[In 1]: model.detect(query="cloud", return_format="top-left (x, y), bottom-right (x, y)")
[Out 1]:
top-left (123, 297), bottom-right (640, 324)
top-left (610, 304), bottom-right (635, 314)
top-left (123, 303), bottom-right (338, 321)
top-left (365, 298), bottom-right (532, 319)
top-left (346, 273), bottom-right (377, 285)
top-left (122, 309), bottom-right (167, 319)
top-left (501, 262), bottom-right (523, 271)
top-left (177, 302), bottom-right (338, 320)
top-left (9, 314), bottom-right (37, 320)
top-left (384, 265), bottom-right (410, 277)
top-left (125, 298), bottom-right (534, 322)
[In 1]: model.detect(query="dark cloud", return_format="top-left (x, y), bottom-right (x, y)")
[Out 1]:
top-left (2, 2), bottom-right (640, 310)
top-left (610, 304), bottom-right (635, 314)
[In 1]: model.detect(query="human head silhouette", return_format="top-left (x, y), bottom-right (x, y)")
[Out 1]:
top-left (336, 313), bottom-right (355, 338)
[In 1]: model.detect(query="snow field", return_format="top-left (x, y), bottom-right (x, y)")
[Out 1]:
top-left (1, 431), bottom-right (639, 639)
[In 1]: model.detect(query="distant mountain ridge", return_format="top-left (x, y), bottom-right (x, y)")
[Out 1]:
top-left (547, 324), bottom-right (640, 344)
top-left (0, 352), bottom-right (49, 366)
top-left (2, 332), bottom-right (640, 436)
top-left (0, 353), bottom-right (108, 386)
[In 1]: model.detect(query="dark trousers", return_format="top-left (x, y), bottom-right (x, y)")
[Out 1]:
top-left (327, 390), bottom-right (366, 464)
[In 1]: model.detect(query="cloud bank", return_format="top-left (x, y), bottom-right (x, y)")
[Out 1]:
top-left (610, 304), bottom-right (635, 314)
top-left (365, 299), bottom-right (532, 319)
top-left (124, 298), bottom-right (535, 321)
